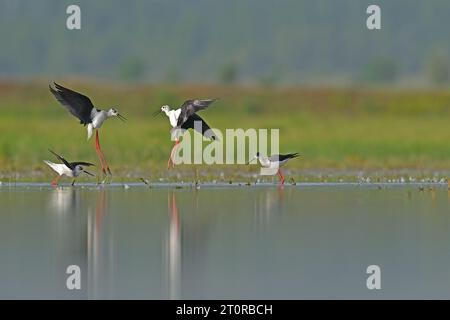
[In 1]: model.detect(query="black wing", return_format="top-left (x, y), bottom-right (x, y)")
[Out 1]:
top-left (49, 82), bottom-right (94, 125)
top-left (49, 149), bottom-right (73, 169)
top-left (177, 99), bottom-right (218, 127)
top-left (180, 114), bottom-right (218, 140)
top-left (273, 153), bottom-right (300, 162)
top-left (70, 161), bottom-right (95, 167)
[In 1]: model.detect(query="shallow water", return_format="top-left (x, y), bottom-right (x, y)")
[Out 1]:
top-left (0, 183), bottom-right (449, 299)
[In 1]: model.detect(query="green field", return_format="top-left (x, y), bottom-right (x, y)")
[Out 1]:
top-left (1, 81), bottom-right (450, 183)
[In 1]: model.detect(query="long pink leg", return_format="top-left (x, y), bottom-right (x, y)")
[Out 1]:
top-left (172, 140), bottom-right (180, 168)
top-left (277, 169), bottom-right (285, 185)
top-left (167, 149), bottom-right (173, 169)
top-left (51, 175), bottom-right (61, 187)
top-left (95, 130), bottom-right (111, 175)
top-left (167, 139), bottom-right (179, 169)
top-left (98, 131), bottom-right (111, 175)
top-left (94, 130), bottom-right (106, 174)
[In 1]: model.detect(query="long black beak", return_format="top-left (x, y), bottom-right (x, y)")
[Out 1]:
top-left (153, 109), bottom-right (162, 117)
top-left (246, 157), bottom-right (257, 165)
top-left (118, 114), bottom-right (127, 122)
top-left (83, 170), bottom-right (95, 176)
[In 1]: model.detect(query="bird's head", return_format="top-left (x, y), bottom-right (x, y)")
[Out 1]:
top-left (246, 152), bottom-right (260, 165)
top-left (152, 105), bottom-right (170, 117)
top-left (161, 105), bottom-right (170, 113)
top-left (107, 107), bottom-right (127, 122)
top-left (74, 165), bottom-right (94, 177)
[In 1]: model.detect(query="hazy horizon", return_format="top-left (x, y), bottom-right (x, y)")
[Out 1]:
top-left (2, 0), bottom-right (450, 87)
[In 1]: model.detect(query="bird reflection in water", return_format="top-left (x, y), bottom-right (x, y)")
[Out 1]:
top-left (165, 191), bottom-right (181, 299)
top-left (163, 190), bottom-right (213, 299)
top-left (254, 187), bottom-right (286, 228)
top-left (48, 188), bottom-right (86, 298)
top-left (87, 188), bottom-right (112, 298)
top-left (50, 188), bottom-right (110, 298)
top-left (49, 187), bottom-right (80, 213)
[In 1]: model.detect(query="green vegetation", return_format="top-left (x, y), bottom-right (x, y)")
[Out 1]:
top-left (1, 81), bottom-right (450, 182)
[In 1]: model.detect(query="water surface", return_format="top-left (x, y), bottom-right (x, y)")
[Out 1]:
top-left (0, 183), bottom-right (449, 299)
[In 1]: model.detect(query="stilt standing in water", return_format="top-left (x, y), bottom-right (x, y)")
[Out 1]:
top-left (44, 149), bottom-right (95, 186)
top-left (247, 152), bottom-right (300, 185)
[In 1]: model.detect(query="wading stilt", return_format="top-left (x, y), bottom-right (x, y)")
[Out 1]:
top-left (44, 150), bottom-right (95, 187)
top-left (248, 152), bottom-right (299, 186)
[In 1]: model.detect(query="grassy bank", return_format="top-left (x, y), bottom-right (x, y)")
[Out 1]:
top-left (1, 80), bottom-right (450, 182)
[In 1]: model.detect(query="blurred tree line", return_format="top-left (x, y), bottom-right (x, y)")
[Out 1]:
top-left (2, 0), bottom-right (450, 86)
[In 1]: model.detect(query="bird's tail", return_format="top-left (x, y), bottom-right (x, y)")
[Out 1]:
top-left (43, 160), bottom-right (60, 174)
top-left (87, 123), bottom-right (93, 140)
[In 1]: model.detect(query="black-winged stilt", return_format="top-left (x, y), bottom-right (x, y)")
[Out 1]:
top-left (247, 152), bottom-right (300, 185)
top-left (44, 149), bottom-right (95, 186)
top-left (153, 99), bottom-right (218, 168)
top-left (49, 83), bottom-right (126, 177)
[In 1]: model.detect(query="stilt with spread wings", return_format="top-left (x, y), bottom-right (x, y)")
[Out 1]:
top-left (49, 82), bottom-right (126, 178)
top-left (153, 99), bottom-right (218, 168)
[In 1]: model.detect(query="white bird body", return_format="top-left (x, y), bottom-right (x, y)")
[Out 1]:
top-left (91, 109), bottom-right (109, 129)
top-left (43, 160), bottom-right (80, 177)
top-left (162, 107), bottom-right (182, 128)
top-left (258, 156), bottom-right (290, 169)
top-left (87, 109), bottom-right (111, 140)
